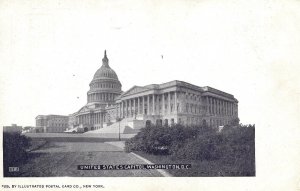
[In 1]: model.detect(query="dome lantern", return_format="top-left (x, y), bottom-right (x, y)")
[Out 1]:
top-left (102, 50), bottom-right (109, 67)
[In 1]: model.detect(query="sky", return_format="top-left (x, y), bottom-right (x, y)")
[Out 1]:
top-left (0, 0), bottom-right (299, 127)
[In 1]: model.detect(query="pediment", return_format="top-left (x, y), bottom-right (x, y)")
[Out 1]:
top-left (77, 106), bottom-right (90, 113)
top-left (121, 86), bottom-right (149, 97)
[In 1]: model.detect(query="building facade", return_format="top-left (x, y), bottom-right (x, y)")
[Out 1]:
top-left (111, 81), bottom-right (238, 128)
top-left (67, 51), bottom-right (238, 132)
top-left (35, 115), bottom-right (68, 133)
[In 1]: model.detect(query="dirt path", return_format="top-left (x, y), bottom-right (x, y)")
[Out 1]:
top-left (18, 141), bottom-right (163, 177)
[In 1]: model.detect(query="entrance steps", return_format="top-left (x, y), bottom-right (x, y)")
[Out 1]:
top-left (85, 118), bottom-right (143, 134)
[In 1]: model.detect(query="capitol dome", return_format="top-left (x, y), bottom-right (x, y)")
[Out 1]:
top-left (93, 52), bottom-right (119, 80)
top-left (87, 50), bottom-right (122, 106)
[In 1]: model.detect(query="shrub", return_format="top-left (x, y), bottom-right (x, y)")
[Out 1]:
top-left (125, 122), bottom-right (255, 176)
top-left (171, 133), bottom-right (222, 161)
top-left (125, 124), bottom-right (213, 155)
top-left (3, 132), bottom-right (31, 176)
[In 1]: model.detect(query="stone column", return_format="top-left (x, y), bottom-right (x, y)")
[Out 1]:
top-left (137, 97), bottom-right (140, 115)
top-left (227, 102), bottom-right (230, 116)
top-left (96, 113), bottom-right (97, 124)
top-left (123, 101), bottom-right (125, 118)
top-left (142, 96), bottom-right (145, 115)
top-left (210, 97), bottom-right (212, 115)
top-left (174, 91), bottom-right (177, 113)
top-left (222, 101), bottom-right (224, 115)
top-left (100, 114), bottom-right (102, 127)
top-left (217, 99), bottom-right (220, 115)
top-left (206, 96), bottom-right (208, 115)
top-left (215, 99), bottom-right (217, 115)
top-left (168, 92), bottom-right (171, 114)
top-left (129, 99), bottom-right (131, 117)
top-left (124, 100), bottom-right (126, 117)
top-left (126, 100), bottom-right (129, 117)
top-left (211, 98), bottom-right (215, 115)
top-left (147, 95), bottom-right (150, 115)
top-left (133, 98), bottom-right (136, 116)
top-left (219, 100), bottom-right (221, 115)
top-left (131, 99), bottom-right (133, 117)
top-left (162, 94), bottom-right (165, 114)
top-left (233, 103), bottom-right (235, 116)
top-left (228, 102), bottom-right (230, 116)
top-left (227, 102), bottom-right (229, 116)
top-left (152, 94), bottom-right (155, 115)
top-left (222, 101), bottom-right (225, 115)
top-left (216, 99), bottom-right (218, 115)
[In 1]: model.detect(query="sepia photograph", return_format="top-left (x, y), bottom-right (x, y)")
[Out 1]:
top-left (3, 49), bottom-right (254, 177)
top-left (0, 0), bottom-right (299, 190)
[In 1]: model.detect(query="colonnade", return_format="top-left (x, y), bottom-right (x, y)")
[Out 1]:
top-left (206, 97), bottom-right (236, 116)
top-left (118, 91), bottom-right (178, 118)
top-left (77, 112), bottom-right (104, 126)
top-left (88, 93), bottom-right (116, 102)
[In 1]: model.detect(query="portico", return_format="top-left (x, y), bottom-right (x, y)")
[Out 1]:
top-left (111, 80), bottom-right (238, 128)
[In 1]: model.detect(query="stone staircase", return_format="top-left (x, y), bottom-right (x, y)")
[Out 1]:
top-left (84, 118), bottom-right (142, 134)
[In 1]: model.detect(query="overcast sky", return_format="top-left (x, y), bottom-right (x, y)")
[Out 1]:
top-left (0, 0), bottom-right (299, 127)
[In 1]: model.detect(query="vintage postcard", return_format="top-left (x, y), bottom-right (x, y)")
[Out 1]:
top-left (0, 0), bottom-right (299, 190)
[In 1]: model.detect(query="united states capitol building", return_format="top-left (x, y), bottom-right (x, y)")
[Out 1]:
top-left (36, 51), bottom-right (238, 133)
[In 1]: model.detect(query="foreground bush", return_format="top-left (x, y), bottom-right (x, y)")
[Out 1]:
top-left (125, 124), bottom-right (213, 154)
top-left (125, 123), bottom-right (255, 176)
top-left (3, 132), bottom-right (31, 176)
